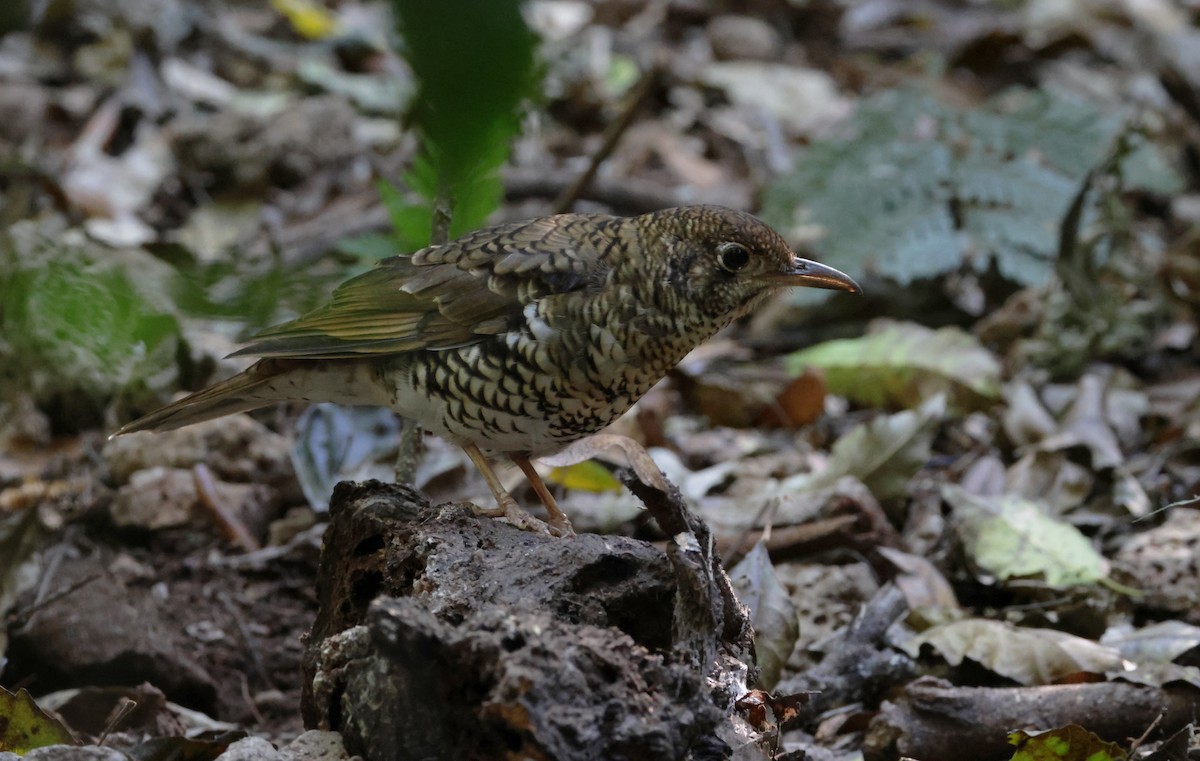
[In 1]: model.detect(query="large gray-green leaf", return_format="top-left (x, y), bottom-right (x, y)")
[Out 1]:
top-left (762, 87), bottom-right (1181, 288)
top-left (943, 485), bottom-right (1109, 587)
top-left (904, 618), bottom-right (1126, 685)
top-left (787, 320), bottom-right (1000, 412)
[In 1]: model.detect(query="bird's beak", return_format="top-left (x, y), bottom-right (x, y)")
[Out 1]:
top-left (764, 256), bottom-right (861, 293)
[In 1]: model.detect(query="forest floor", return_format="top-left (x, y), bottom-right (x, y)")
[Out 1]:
top-left (2, 1), bottom-right (1200, 759)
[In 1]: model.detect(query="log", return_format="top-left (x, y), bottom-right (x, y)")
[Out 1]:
top-left (301, 480), bottom-right (755, 761)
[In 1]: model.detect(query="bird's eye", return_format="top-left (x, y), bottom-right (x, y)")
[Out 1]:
top-left (718, 242), bottom-right (750, 272)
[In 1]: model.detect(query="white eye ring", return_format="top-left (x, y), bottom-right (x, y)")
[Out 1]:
top-left (718, 242), bottom-right (750, 272)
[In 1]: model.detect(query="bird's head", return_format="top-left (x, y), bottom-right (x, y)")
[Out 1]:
top-left (643, 206), bottom-right (860, 319)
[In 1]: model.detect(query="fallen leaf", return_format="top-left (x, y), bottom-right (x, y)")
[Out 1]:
top-left (787, 320), bottom-right (1001, 412)
top-left (792, 394), bottom-right (945, 501)
top-left (541, 433), bottom-right (668, 493)
top-left (758, 368), bottom-right (827, 428)
top-left (0, 686), bottom-right (75, 752)
top-left (547, 460), bottom-right (623, 494)
top-left (1100, 620), bottom-right (1200, 664)
top-left (729, 543), bottom-right (799, 690)
top-left (1008, 724), bottom-right (1127, 761)
top-left (271, 0), bottom-right (341, 38)
top-left (944, 485), bottom-right (1110, 588)
top-left (905, 619), bottom-right (1127, 685)
top-left (701, 62), bottom-right (851, 136)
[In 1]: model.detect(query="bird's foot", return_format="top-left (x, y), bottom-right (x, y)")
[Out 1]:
top-left (473, 497), bottom-right (574, 538)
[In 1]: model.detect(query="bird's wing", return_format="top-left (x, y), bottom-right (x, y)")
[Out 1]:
top-left (231, 215), bottom-right (619, 359)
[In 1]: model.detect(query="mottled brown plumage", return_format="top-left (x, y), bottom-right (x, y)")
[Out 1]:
top-left (114, 205), bottom-right (859, 535)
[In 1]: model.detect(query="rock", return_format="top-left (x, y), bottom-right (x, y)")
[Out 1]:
top-left (4, 557), bottom-right (219, 714)
top-left (104, 415), bottom-right (293, 487)
top-left (706, 15), bottom-right (783, 61)
top-left (220, 737), bottom-right (285, 761)
top-left (111, 465), bottom-right (275, 534)
top-left (282, 730), bottom-right (351, 761)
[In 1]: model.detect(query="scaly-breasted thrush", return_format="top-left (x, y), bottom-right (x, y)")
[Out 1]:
top-left (114, 205), bottom-right (860, 535)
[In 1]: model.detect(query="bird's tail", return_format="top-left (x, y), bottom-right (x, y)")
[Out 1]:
top-left (113, 360), bottom-right (291, 435)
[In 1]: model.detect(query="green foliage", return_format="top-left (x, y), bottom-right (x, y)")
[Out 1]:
top-left (1016, 130), bottom-right (1173, 378)
top-left (0, 686), bottom-right (76, 752)
top-left (167, 257), bottom-right (344, 331)
top-left (0, 224), bottom-right (180, 421)
top-left (387, 0), bottom-right (540, 248)
top-left (761, 87), bottom-right (1181, 288)
top-left (1008, 725), bottom-right (1126, 761)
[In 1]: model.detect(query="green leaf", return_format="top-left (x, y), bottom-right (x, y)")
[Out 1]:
top-left (0, 225), bottom-right (181, 418)
top-left (334, 232), bottom-right (404, 263)
top-left (787, 319), bottom-right (1001, 412)
top-left (546, 460), bottom-right (623, 494)
top-left (943, 486), bottom-right (1109, 587)
top-left (762, 86), bottom-right (1181, 289)
top-left (0, 686), bottom-right (75, 752)
top-left (1008, 725), bottom-right (1127, 761)
top-left (389, 0), bottom-right (540, 246)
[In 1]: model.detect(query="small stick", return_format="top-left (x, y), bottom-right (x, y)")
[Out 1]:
top-left (192, 464), bottom-right (260, 552)
top-left (553, 61), bottom-right (662, 214)
top-left (394, 188), bottom-right (453, 484)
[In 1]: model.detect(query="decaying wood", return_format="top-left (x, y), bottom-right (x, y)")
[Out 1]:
top-left (301, 479), bottom-right (756, 761)
top-left (865, 677), bottom-right (1200, 761)
top-left (776, 584), bottom-right (915, 722)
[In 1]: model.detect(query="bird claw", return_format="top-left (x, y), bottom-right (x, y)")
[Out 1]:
top-left (472, 499), bottom-right (575, 538)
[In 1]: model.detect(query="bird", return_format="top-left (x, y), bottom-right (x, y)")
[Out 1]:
top-left (113, 205), bottom-right (860, 536)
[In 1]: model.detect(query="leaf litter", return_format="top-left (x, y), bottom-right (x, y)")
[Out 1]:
top-left (2, 0), bottom-right (1200, 759)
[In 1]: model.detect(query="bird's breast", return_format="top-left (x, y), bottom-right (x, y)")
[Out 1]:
top-left (384, 287), bottom-right (729, 457)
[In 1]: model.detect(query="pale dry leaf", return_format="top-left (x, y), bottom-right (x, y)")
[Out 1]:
top-left (729, 542), bottom-right (799, 690)
top-left (876, 546), bottom-right (961, 615)
top-left (904, 618), bottom-right (1127, 685)
top-left (1002, 380), bottom-right (1059, 448)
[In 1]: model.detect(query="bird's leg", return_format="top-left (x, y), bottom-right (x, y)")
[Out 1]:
top-left (461, 442), bottom-right (554, 535)
top-left (511, 455), bottom-right (575, 537)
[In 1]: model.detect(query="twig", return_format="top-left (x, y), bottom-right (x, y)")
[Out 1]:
top-left (553, 62), bottom-right (662, 214)
top-left (394, 190), bottom-right (453, 484)
top-left (6, 573), bottom-right (100, 629)
top-left (192, 464), bottom-right (260, 552)
top-left (219, 590), bottom-right (278, 693)
top-left (97, 698), bottom-right (138, 746)
top-left (722, 496), bottom-right (780, 568)
top-left (619, 468), bottom-right (752, 650)
top-left (1126, 709), bottom-right (1164, 756)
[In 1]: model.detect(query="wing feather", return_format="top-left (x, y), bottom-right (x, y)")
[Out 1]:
top-left (229, 214), bottom-right (622, 360)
